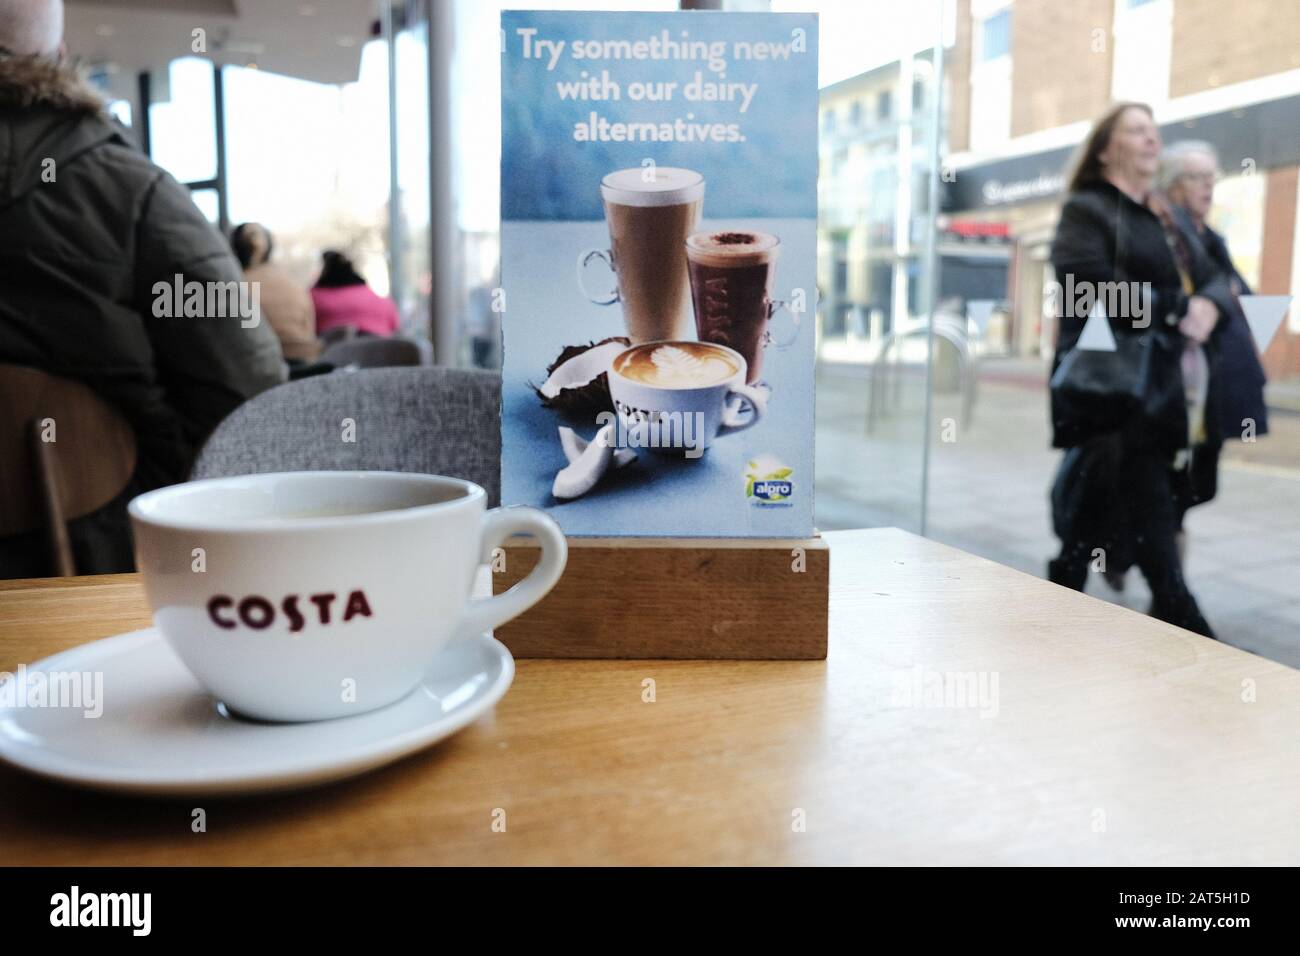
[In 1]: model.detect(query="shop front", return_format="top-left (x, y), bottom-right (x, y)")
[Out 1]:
top-left (943, 94), bottom-right (1300, 369)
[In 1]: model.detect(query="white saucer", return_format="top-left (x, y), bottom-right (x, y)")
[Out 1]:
top-left (0, 628), bottom-right (514, 796)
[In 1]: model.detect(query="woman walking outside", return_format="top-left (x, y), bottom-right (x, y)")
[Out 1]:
top-left (1047, 102), bottom-right (1227, 638)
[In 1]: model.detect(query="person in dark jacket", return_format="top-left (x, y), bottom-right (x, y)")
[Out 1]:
top-left (1047, 102), bottom-right (1227, 638)
top-left (1159, 140), bottom-right (1269, 440)
top-left (1084, 143), bottom-right (1256, 596)
top-left (0, 0), bottom-right (285, 576)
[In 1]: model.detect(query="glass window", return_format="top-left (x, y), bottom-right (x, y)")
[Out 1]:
top-left (189, 188), bottom-right (220, 227)
top-left (768, 4), bottom-right (945, 534)
top-left (1111, 0), bottom-right (1171, 104)
top-left (1208, 171), bottom-right (1265, 290)
top-left (393, 4), bottom-right (434, 343)
top-left (148, 57), bottom-right (218, 184)
top-left (221, 43), bottom-right (393, 296)
top-left (456, 0), bottom-right (944, 535)
top-left (107, 100), bottom-right (133, 128)
top-left (84, 65), bottom-right (134, 131)
top-left (978, 9), bottom-right (1011, 62)
top-left (449, 0), bottom-right (679, 370)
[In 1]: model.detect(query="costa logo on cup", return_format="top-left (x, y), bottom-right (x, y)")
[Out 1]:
top-left (206, 590), bottom-right (373, 632)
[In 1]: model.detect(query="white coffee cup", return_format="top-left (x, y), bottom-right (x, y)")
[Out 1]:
top-left (129, 471), bottom-right (566, 722)
top-left (605, 340), bottom-right (767, 457)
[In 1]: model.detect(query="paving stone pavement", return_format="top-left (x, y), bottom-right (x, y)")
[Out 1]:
top-left (815, 359), bottom-right (1300, 668)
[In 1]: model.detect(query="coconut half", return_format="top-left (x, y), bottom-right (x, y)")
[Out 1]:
top-left (553, 423), bottom-right (618, 499)
top-left (533, 337), bottom-right (628, 416)
top-left (559, 425), bottom-right (636, 469)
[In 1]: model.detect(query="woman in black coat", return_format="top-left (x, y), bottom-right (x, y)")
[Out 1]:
top-left (1047, 102), bottom-right (1228, 638)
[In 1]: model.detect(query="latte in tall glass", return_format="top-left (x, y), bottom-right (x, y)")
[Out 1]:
top-left (578, 168), bottom-right (704, 344)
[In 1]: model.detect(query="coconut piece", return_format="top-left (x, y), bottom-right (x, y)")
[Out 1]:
top-left (553, 423), bottom-right (619, 500)
top-left (533, 337), bottom-right (628, 415)
top-left (559, 425), bottom-right (635, 469)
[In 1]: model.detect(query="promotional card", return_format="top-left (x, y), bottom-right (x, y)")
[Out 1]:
top-left (500, 10), bottom-right (818, 536)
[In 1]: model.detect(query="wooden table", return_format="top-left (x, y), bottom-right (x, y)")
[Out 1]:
top-left (1, 528), bottom-right (1297, 865)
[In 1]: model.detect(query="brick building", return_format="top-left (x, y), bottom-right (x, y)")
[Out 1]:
top-left (943, 0), bottom-right (1300, 379)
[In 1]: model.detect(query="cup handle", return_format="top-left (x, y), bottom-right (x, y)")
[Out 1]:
top-left (577, 248), bottom-right (620, 306)
top-left (457, 506), bottom-right (567, 639)
top-left (764, 298), bottom-right (800, 350)
top-left (721, 383), bottom-right (768, 434)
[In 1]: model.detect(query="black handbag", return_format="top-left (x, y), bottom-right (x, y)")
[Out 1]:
top-left (1049, 327), bottom-right (1181, 434)
top-left (1049, 203), bottom-right (1185, 437)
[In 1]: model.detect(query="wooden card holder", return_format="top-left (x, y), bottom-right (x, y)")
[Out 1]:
top-left (492, 536), bottom-right (829, 659)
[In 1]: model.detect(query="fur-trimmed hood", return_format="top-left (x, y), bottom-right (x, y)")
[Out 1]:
top-left (0, 54), bottom-right (122, 209)
top-left (0, 53), bottom-right (105, 114)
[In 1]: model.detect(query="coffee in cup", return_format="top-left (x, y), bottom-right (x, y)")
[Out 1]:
top-left (605, 341), bottom-right (766, 457)
top-left (129, 472), bottom-right (566, 722)
top-left (613, 339), bottom-right (739, 388)
top-left (578, 167), bottom-right (703, 344)
top-left (686, 230), bottom-right (796, 384)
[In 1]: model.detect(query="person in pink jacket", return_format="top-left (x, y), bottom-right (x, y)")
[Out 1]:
top-left (310, 250), bottom-right (400, 338)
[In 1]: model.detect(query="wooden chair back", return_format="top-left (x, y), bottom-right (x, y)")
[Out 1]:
top-left (0, 365), bottom-right (138, 575)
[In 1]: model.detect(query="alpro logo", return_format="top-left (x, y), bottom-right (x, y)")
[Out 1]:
top-left (745, 455), bottom-right (793, 507)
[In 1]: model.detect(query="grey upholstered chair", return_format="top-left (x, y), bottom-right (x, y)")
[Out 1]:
top-left (319, 335), bottom-right (423, 369)
top-left (191, 367), bottom-right (501, 505)
top-left (319, 325), bottom-right (359, 347)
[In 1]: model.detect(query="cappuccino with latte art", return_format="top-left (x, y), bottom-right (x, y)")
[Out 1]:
top-left (606, 340), bottom-right (767, 456)
top-left (613, 341), bottom-right (739, 389)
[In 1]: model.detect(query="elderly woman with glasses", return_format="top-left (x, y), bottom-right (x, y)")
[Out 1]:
top-left (1157, 141), bottom-right (1270, 443)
